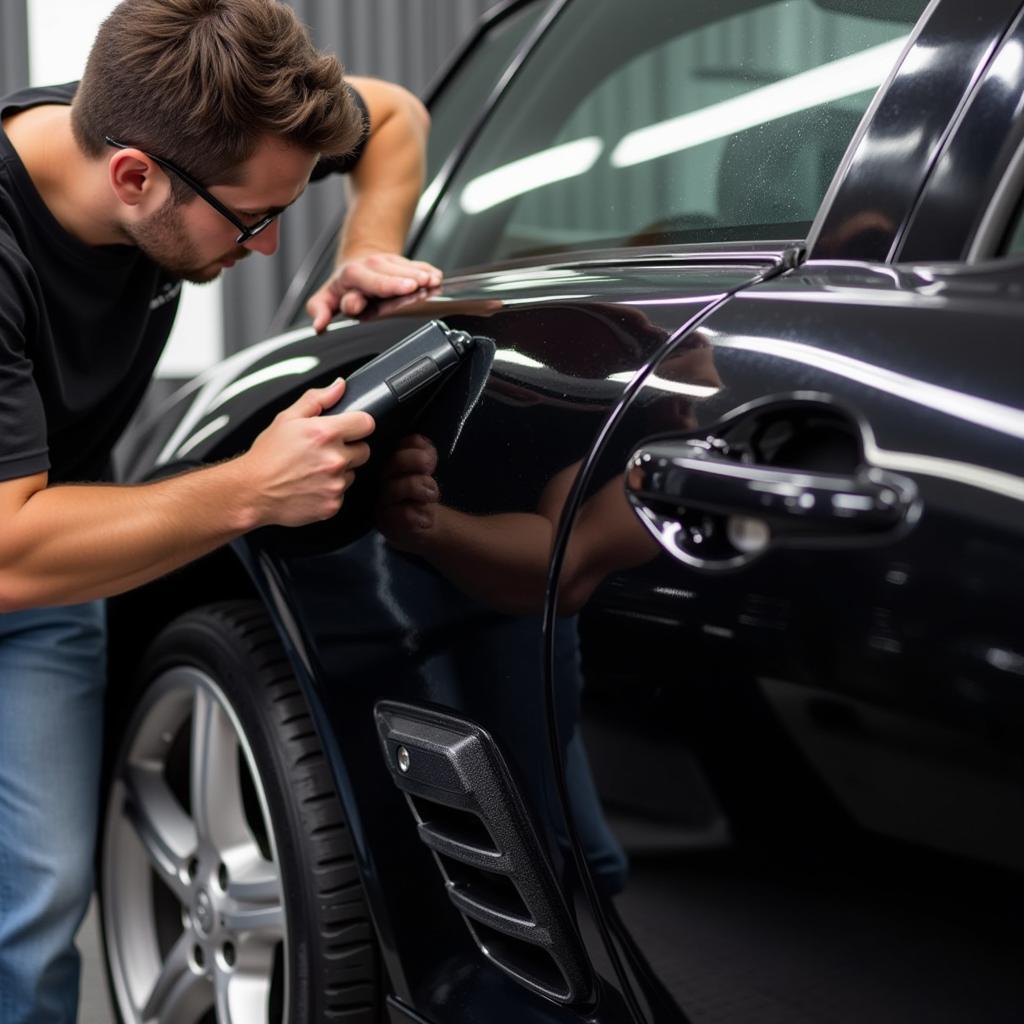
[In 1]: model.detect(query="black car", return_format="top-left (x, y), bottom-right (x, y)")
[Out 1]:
top-left (100, 0), bottom-right (1024, 1021)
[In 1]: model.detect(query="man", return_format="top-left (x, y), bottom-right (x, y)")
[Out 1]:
top-left (0, 1), bottom-right (442, 1020)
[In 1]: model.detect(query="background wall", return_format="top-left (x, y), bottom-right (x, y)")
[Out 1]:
top-left (0, 0), bottom-right (29, 96)
top-left (223, 0), bottom-right (495, 356)
top-left (1, 0), bottom-right (495, 374)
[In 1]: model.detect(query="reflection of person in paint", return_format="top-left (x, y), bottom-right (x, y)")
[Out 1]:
top-left (375, 329), bottom-right (721, 614)
top-left (374, 327), bottom-right (721, 896)
top-left (376, 439), bottom-right (655, 615)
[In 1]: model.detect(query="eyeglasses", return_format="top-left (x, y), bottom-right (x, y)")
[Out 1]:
top-left (105, 136), bottom-right (277, 244)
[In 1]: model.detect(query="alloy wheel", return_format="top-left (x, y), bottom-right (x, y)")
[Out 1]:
top-left (102, 665), bottom-right (288, 1024)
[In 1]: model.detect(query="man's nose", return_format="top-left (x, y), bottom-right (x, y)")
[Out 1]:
top-left (244, 218), bottom-right (280, 256)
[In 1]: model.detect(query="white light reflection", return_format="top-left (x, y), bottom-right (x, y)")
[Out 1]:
top-left (832, 493), bottom-right (876, 511)
top-left (710, 332), bottom-right (1024, 502)
top-left (864, 442), bottom-right (1024, 503)
top-left (483, 276), bottom-right (609, 292)
top-left (985, 647), bottom-right (1024, 675)
top-left (749, 279), bottom-right (930, 306)
top-left (500, 294), bottom-right (593, 305)
top-left (460, 137), bottom-right (604, 214)
top-left (157, 321), bottom-right (357, 465)
top-left (992, 37), bottom-right (1024, 86)
top-left (493, 349), bottom-right (545, 369)
top-left (611, 37), bottom-right (908, 168)
top-left (621, 296), bottom-right (723, 307)
top-left (208, 357), bottom-right (321, 413)
top-left (414, 174), bottom-right (445, 224)
top-left (714, 334), bottom-right (1024, 441)
top-left (607, 371), bottom-right (719, 398)
top-left (176, 415), bottom-right (230, 458)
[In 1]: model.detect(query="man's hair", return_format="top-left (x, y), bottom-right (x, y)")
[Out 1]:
top-left (72, 0), bottom-right (364, 199)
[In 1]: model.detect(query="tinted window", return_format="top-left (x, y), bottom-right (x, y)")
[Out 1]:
top-left (414, 0), bottom-right (926, 272)
top-left (423, 2), bottom-right (550, 185)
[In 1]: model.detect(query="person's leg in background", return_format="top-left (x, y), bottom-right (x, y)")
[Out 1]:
top-left (0, 601), bottom-right (107, 1024)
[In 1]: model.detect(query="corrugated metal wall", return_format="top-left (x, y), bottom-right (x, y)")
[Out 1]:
top-left (1, 0), bottom-right (30, 95)
top-left (222, 0), bottom-right (496, 354)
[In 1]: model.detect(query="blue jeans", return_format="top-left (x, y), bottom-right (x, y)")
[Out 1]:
top-left (0, 602), bottom-right (107, 1024)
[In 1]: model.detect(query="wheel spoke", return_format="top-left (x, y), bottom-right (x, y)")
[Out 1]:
top-left (123, 766), bottom-right (196, 905)
top-left (215, 963), bottom-right (273, 1024)
top-left (190, 686), bottom-right (249, 853)
top-left (142, 932), bottom-right (212, 1024)
top-left (223, 860), bottom-right (285, 940)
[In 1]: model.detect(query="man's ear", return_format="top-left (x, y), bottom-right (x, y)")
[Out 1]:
top-left (108, 149), bottom-right (167, 209)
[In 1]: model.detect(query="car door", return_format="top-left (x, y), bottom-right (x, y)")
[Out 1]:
top-left (549, 2), bottom-right (1024, 1023)
top-left (275, 0), bottom-right (949, 1019)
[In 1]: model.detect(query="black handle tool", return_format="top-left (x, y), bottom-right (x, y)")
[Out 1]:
top-left (324, 319), bottom-right (475, 420)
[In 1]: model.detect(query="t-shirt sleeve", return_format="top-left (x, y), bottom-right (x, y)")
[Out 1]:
top-left (310, 83), bottom-right (371, 181)
top-left (0, 254), bottom-right (49, 481)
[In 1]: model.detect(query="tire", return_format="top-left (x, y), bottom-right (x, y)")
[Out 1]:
top-left (100, 600), bottom-right (379, 1024)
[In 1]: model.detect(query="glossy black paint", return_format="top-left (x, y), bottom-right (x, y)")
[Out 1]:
top-left (556, 260), bottom-right (1024, 1019)
top-left (109, 0), bottom-right (1024, 1020)
top-left (808, 0), bottom-right (1021, 261)
top-left (254, 263), bottom-right (770, 1023)
top-left (899, 4), bottom-right (1024, 260)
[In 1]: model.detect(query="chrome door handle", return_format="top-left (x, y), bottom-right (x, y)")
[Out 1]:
top-left (626, 437), bottom-right (918, 568)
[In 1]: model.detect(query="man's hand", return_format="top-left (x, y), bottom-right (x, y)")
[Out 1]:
top-left (240, 378), bottom-right (375, 527)
top-left (307, 253), bottom-right (443, 331)
top-left (377, 434), bottom-right (440, 549)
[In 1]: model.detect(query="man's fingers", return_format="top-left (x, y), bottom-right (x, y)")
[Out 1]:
top-left (278, 378), bottom-right (347, 421)
top-left (340, 440), bottom-right (372, 470)
top-left (387, 443), bottom-right (437, 476)
top-left (343, 266), bottom-right (418, 298)
top-left (400, 434), bottom-right (436, 451)
top-left (340, 290), bottom-right (368, 316)
top-left (384, 475), bottom-right (439, 504)
top-left (322, 410), bottom-right (376, 443)
top-left (323, 255), bottom-right (445, 318)
top-left (402, 258), bottom-right (444, 287)
top-left (307, 285), bottom-right (341, 334)
top-left (364, 254), bottom-right (441, 287)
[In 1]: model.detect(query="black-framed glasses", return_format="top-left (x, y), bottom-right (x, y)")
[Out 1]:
top-left (105, 135), bottom-right (277, 244)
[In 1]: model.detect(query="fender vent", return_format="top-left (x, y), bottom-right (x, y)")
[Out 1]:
top-left (374, 702), bottom-right (594, 1006)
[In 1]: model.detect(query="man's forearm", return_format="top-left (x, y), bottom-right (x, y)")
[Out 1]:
top-left (335, 181), bottom-right (421, 265)
top-left (336, 76), bottom-right (429, 262)
top-left (0, 379), bottom-right (375, 612)
top-left (0, 459), bottom-right (258, 611)
top-left (306, 78), bottom-right (438, 328)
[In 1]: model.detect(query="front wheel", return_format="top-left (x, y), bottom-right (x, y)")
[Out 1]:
top-left (100, 601), bottom-right (378, 1023)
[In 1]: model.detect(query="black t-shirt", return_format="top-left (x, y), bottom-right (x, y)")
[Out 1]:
top-left (0, 81), bottom-right (368, 484)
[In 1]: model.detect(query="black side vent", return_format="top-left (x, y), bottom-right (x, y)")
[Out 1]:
top-left (374, 702), bottom-right (595, 1006)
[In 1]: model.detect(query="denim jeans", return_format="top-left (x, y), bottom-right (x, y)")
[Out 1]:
top-left (0, 601), bottom-right (107, 1024)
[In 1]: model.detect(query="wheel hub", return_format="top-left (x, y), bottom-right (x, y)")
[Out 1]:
top-left (192, 887), bottom-right (216, 938)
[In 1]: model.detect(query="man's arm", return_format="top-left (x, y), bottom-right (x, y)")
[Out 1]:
top-left (307, 77), bottom-right (443, 331)
top-left (0, 379), bottom-right (373, 612)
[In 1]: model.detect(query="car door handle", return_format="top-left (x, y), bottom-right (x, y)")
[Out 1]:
top-left (626, 437), bottom-right (918, 567)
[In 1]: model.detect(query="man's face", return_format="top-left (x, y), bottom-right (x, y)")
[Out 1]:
top-left (126, 135), bottom-right (318, 283)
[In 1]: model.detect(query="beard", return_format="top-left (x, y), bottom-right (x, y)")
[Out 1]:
top-left (126, 197), bottom-right (247, 284)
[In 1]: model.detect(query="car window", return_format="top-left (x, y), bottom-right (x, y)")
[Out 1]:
top-left (423, 1), bottom-right (550, 185)
top-left (414, 0), bottom-right (927, 273)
